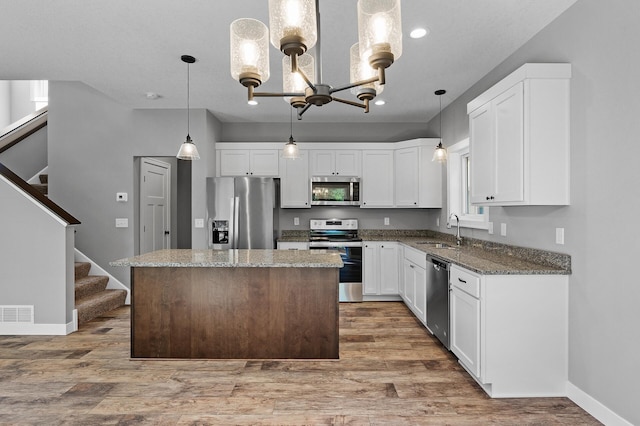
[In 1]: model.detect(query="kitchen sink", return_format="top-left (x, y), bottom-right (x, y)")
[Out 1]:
top-left (415, 242), bottom-right (458, 249)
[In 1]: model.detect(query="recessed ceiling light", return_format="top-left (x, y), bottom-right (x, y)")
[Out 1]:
top-left (145, 92), bottom-right (159, 100)
top-left (248, 100), bottom-right (258, 106)
top-left (375, 99), bottom-right (386, 106)
top-left (410, 27), bottom-right (429, 39)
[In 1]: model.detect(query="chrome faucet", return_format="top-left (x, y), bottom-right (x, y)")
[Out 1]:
top-left (450, 214), bottom-right (462, 246)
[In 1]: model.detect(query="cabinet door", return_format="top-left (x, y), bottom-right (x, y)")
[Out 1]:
top-left (361, 150), bottom-right (394, 208)
top-left (310, 151), bottom-right (335, 175)
top-left (493, 82), bottom-right (524, 203)
top-left (379, 243), bottom-right (399, 295)
top-left (469, 104), bottom-right (494, 203)
top-left (450, 286), bottom-right (481, 378)
top-left (335, 150), bottom-right (361, 176)
top-left (280, 150), bottom-right (310, 208)
top-left (394, 147), bottom-right (420, 207)
top-left (219, 150), bottom-right (250, 176)
top-left (402, 258), bottom-right (415, 307)
top-left (363, 243), bottom-right (379, 295)
top-left (413, 264), bottom-right (427, 324)
top-left (250, 150), bottom-right (280, 176)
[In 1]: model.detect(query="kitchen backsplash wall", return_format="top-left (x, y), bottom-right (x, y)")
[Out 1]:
top-left (278, 207), bottom-right (440, 231)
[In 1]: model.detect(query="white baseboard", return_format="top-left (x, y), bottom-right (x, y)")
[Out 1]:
top-left (0, 322), bottom-right (73, 335)
top-left (567, 382), bottom-right (633, 426)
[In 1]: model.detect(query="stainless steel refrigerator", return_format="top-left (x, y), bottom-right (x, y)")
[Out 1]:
top-left (206, 177), bottom-right (279, 249)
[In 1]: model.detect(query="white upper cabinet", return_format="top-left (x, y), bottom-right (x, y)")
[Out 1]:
top-left (394, 145), bottom-right (442, 208)
top-left (361, 150), bottom-right (394, 208)
top-left (310, 150), bottom-right (361, 176)
top-left (468, 63), bottom-right (571, 206)
top-left (280, 150), bottom-right (310, 208)
top-left (219, 149), bottom-right (280, 177)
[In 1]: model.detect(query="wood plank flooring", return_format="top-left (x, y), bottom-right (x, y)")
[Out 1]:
top-left (0, 302), bottom-right (599, 425)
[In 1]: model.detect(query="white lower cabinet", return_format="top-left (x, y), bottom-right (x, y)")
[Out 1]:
top-left (363, 242), bottom-right (399, 297)
top-left (401, 246), bottom-right (427, 325)
top-left (449, 264), bottom-right (569, 397)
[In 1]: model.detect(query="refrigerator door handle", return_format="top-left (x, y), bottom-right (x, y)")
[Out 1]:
top-left (232, 196), bottom-right (240, 248)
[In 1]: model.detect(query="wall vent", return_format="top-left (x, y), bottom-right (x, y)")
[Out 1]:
top-left (0, 305), bottom-right (34, 324)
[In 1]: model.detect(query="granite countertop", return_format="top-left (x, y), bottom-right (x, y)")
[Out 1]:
top-left (278, 229), bottom-right (571, 275)
top-left (110, 249), bottom-right (343, 268)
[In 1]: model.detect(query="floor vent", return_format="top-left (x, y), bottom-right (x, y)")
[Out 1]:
top-left (0, 305), bottom-right (34, 324)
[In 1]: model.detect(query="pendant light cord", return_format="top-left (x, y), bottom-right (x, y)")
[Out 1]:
top-left (187, 61), bottom-right (190, 137)
top-left (290, 107), bottom-right (293, 139)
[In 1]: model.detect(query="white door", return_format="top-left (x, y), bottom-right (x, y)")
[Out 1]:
top-left (140, 158), bottom-right (171, 254)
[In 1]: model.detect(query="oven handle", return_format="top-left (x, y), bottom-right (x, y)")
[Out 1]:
top-left (309, 242), bottom-right (363, 248)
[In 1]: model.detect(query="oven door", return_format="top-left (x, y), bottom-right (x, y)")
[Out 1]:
top-left (309, 242), bottom-right (363, 302)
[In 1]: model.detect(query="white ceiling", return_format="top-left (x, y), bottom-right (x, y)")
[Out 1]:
top-left (0, 0), bottom-right (576, 124)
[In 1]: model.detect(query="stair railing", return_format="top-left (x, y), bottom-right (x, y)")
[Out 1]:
top-left (0, 106), bottom-right (48, 154)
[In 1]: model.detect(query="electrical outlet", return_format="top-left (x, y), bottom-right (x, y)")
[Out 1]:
top-left (488, 222), bottom-right (494, 235)
top-left (556, 227), bottom-right (565, 245)
top-left (500, 223), bottom-right (507, 237)
top-left (384, 217), bottom-right (390, 226)
top-left (294, 217), bottom-right (300, 226)
top-left (194, 218), bottom-right (204, 228)
top-left (115, 218), bottom-right (128, 228)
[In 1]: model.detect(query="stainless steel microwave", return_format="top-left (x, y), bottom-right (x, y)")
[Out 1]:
top-left (311, 177), bottom-right (361, 206)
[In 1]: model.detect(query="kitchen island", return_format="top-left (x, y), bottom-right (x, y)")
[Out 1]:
top-left (111, 249), bottom-right (343, 360)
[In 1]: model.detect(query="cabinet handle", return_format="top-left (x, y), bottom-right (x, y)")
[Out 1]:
top-left (486, 196), bottom-right (490, 200)
top-left (458, 278), bottom-right (467, 283)
top-left (410, 264), bottom-right (415, 269)
top-left (414, 202), bottom-right (417, 205)
top-left (485, 195), bottom-right (495, 200)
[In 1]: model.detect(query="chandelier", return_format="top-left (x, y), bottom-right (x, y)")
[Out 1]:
top-left (230, 0), bottom-right (402, 119)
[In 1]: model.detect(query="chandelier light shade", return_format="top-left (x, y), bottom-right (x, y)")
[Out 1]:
top-left (357, 0), bottom-right (403, 71)
top-left (432, 89), bottom-right (447, 163)
top-left (177, 55), bottom-right (200, 161)
top-left (230, 18), bottom-right (271, 88)
top-left (230, 0), bottom-right (402, 119)
top-left (269, 0), bottom-right (317, 55)
top-left (283, 53), bottom-right (314, 106)
top-left (350, 42), bottom-right (383, 100)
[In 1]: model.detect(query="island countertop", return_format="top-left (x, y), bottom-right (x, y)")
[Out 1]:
top-left (110, 249), bottom-right (343, 268)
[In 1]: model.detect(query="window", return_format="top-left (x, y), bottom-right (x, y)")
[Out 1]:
top-left (447, 138), bottom-right (489, 230)
top-left (30, 80), bottom-right (48, 110)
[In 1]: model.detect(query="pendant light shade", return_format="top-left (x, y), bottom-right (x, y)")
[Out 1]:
top-left (282, 107), bottom-right (300, 159)
top-left (357, 0), bottom-right (403, 69)
top-left (283, 53), bottom-right (314, 106)
top-left (350, 42), bottom-right (383, 98)
top-left (177, 55), bottom-right (200, 161)
top-left (268, 0), bottom-right (317, 55)
top-left (230, 18), bottom-right (271, 87)
top-left (432, 89), bottom-right (447, 163)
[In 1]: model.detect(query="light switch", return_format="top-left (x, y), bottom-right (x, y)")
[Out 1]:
top-left (556, 227), bottom-right (565, 245)
top-left (194, 218), bottom-right (204, 228)
top-left (436, 217), bottom-right (440, 227)
top-left (500, 223), bottom-right (507, 237)
top-left (294, 217), bottom-right (300, 226)
top-left (116, 192), bottom-right (128, 202)
top-left (488, 222), bottom-right (494, 235)
top-left (115, 218), bottom-right (128, 228)
top-left (384, 217), bottom-right (390, 226)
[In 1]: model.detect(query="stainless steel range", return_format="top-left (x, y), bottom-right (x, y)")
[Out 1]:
top-left (309, 219), bottom-right (363, 302)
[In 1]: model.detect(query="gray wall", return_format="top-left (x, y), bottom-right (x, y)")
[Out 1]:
top-left (10, 81), bottom-right (34, 123)
top-left (0, 81), bottom-right (9, 129)
top-left (427, 0), bottom-right (640, 423)
top-left (48, 82), bottom-right (221, 288)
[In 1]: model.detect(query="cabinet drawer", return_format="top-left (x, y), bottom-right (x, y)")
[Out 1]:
top-left (403, 246), bottom-right (426, 268)
top-left (450, 266), bottom-right (480, 298)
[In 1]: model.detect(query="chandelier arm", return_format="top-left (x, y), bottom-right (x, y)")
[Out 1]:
top-left (330, 75), bottom-right (380, 94)
top-left (296, 67), bottom-right (317, 92)
top-left (331, 96), bottom-right (367, 110)
top-left (297, 103), bottom-right (312, 119)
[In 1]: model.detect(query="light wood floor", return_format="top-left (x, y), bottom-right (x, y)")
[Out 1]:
top-left (0, 302), bottom-right (599, 425)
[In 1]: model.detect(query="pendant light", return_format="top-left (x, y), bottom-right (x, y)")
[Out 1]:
top-left (176, 55), bottom-right (200, 160)
top-left (282, 106), bottom-right (299, 159)
top-left (432, 89), bottom-right (447, 163)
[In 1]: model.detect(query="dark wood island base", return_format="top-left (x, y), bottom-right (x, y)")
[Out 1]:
top-left (131, 266), bottom-right (339, 359)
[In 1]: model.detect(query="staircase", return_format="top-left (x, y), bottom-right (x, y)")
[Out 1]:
top-left (75, 262), bottom-right (127, 325)
top-left (31, 173), bottom-right (48, 196)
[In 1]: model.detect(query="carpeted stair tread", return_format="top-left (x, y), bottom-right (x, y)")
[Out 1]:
top-left (31, 183), bottom-right (48, 195)
top-left (76, 290), bottom-right (127, 325)
top-left (75, 275), bottom-right (109, 301)
top-left (75, 262), bottom-right (91, 280)
top-left (39, 174), bottom-right (48, 184)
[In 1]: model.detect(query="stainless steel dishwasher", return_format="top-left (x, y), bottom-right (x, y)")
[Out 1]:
top-left (426, 255), bottom-right (450, 349)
